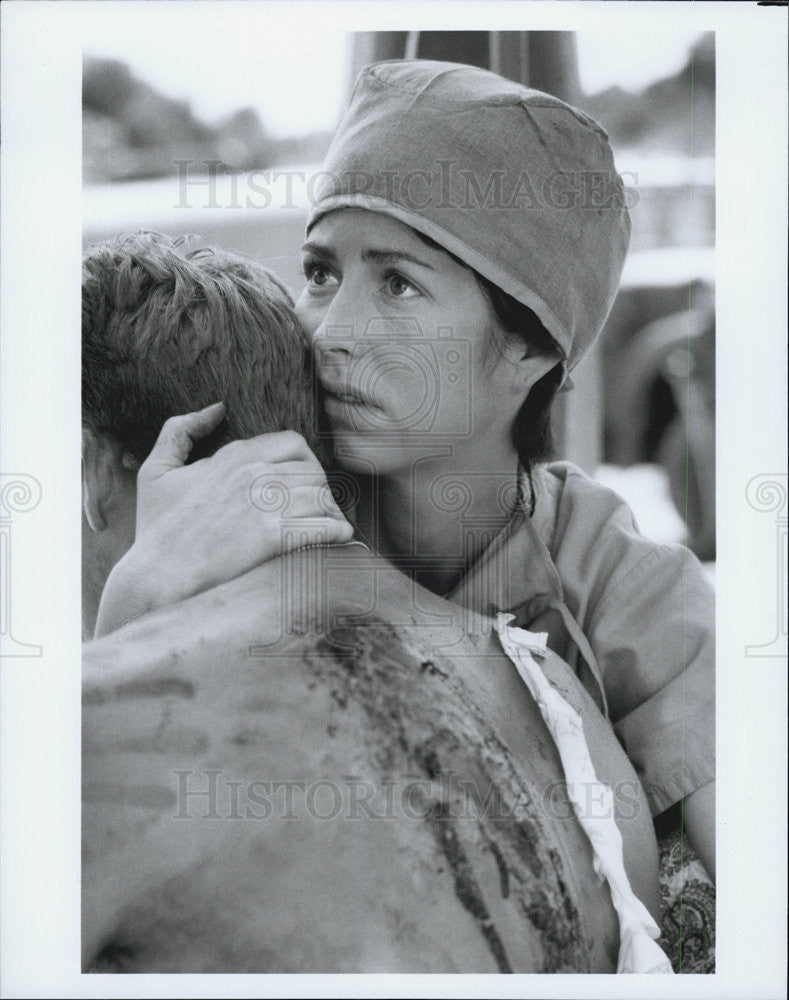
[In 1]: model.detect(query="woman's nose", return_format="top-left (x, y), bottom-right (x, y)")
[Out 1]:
top-left (309, 289), bottom-right (363, 358)
top-left (312, 338), bottom-right (352, 383)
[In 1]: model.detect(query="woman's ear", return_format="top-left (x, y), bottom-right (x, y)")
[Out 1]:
top-left (507, 347), bottom-right (561, 398)
top-left (82, 427), bottom-right (113, 532)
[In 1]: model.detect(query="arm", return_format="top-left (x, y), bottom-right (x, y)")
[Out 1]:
top-left (95, 406), bottom-right (353, 637)
top-left (683, 781), bottom-right (715, 880)
top-left (547, 470), bottom-right (716, 856)
top-left (593, 544), bottom-right (716, 843)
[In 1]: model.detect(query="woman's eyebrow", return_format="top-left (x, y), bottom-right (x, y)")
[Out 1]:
top-left (360, 248), bottom-right (436, 271)
top-left (302, 242), bottom-right (436, 271)
top-left (301, 241), bottom-right (337, 262)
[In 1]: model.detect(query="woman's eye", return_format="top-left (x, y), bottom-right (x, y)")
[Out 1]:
top-left (303, 261), bottom-right (337, 288)
top-left (385, 272), bottom-right (419, 298)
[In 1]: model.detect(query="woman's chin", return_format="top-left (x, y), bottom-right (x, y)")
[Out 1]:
top-left (330, 429), bottom-right (384, 471)
top-left (328, 429), bottom-right (411, 477)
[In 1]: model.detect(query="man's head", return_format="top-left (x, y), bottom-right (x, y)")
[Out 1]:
top-left (83, 231), bottom-right (318, 464)
top-left (82, 231), bottom-right (319, 635)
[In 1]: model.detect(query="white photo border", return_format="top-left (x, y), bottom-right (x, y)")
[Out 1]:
top-left (1, 2), bottom-right (786, 997)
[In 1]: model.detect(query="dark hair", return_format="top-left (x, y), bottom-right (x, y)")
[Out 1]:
top-left (473, 275), bottom-right (565, 469)
top-left (82, 232), bottom-right (323, 466)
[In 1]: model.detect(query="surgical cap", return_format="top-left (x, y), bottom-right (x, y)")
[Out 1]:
top-left (307, 60), bottom-right (631, 371)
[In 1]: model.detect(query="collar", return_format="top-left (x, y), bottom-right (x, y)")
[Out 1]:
top-left (447, 464), bottom-right (609, 717)
top-left (446, 465), bottom-right (565, 617)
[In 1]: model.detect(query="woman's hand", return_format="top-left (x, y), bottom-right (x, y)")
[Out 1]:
top-left (95, 402), bottom-right (353, 636)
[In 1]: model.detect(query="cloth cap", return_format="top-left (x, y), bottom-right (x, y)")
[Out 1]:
top-left (307, 60), bottom-right (631, 371)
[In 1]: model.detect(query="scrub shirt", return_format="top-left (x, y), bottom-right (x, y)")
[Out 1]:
top-left (446, 460), bottom-right (715, 817)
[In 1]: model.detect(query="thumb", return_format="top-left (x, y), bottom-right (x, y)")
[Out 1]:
top-left (139, 402), bottom-right (225, 479)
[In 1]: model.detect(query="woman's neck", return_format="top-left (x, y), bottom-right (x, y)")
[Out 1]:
top-left (354, 451), bottom-right (522, 596)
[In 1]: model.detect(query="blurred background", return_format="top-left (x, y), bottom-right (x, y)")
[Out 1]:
top-left (83, 22), bottom-right (715, 567)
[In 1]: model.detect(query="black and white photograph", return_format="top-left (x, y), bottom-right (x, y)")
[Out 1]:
top-left (0, 2), bottom-right (786, 997)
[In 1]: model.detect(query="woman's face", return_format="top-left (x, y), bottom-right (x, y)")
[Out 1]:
top-left (294, 209), bottom-right (529, 476)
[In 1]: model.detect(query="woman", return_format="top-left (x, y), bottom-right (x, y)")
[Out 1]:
top-left (97, 60), bottom-right (714, 884)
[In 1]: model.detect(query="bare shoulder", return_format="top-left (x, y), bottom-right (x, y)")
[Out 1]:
top-left (83, 552), bottom-right (656, 973)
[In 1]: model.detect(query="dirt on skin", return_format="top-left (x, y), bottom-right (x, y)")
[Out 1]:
top-left (83, 553), bottom-right (648, 973)
top-left (306, 625), bottom-right (590, 973)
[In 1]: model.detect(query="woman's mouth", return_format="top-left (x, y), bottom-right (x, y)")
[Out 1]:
top-left (327, 390), bottom-right (365, 405)
top-left (323, 392), bottom-right (379, 426)
top-left (321, 381), bottom-right (385, 432)
top-left (320, 376), bottom-right (378, 410)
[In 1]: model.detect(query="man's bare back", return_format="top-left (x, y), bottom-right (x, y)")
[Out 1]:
top-left (83, 546), bottom-right (659, 973)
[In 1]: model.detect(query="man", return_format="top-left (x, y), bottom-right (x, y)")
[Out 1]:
top-left (81, 231), bottom-right (349, 638)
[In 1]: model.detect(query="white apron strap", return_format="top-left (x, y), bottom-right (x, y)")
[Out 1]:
top-left (494, 612), bottom-right (673, 975)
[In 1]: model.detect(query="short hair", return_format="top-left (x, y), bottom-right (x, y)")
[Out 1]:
top-left (82, 231), bottom-right (321, 467)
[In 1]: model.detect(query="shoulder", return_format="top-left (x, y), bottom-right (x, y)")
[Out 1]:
top-left (535, 461), bottom-right (712, 622)
top-left (534, 460), bottom-right (641, 544)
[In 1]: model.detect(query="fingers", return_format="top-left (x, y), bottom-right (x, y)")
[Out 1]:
top-left (278, 515), bottom-right (355, 554)
top-left (290, 481), bottom-right (348, 520)
top-left (140, 403), bottom-right (226, 479)
top-left (247, 472), bottom-right (347, 521)
top-left (217, 430), bottom-right (317, 467)
top-left (143, 420), bottom-right (321, 487)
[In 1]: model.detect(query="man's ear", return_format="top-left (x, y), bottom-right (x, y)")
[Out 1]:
top-left (82, 427), bottom-right (114, 532)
